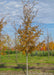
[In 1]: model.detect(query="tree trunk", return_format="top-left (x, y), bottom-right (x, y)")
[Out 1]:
top-left (15, 33), bottom-right (18, 64)
top-left (48, 47), bottom-right (49, 59)
top-left (26, 53), bottom-right (28, 75)
top-left (15, 49), bottom-right (18, 63)
top-left (51, 51), bottom-right (53, 56)
top-left (0, 48), bottom-right (2, 63)
top-left (43, 51), bottom-right (44, 56)
top-left (8, 48), bottom-right (10, 59)
top-left (0, 35), bottom-right (2, 63)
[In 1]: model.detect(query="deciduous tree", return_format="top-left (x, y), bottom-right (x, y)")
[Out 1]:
top-left (18, 0), bottom-right (42, 75)
top-left (0, 17), bottom-right (7, 63)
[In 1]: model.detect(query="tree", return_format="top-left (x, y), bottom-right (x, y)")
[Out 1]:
top-left (0, 17), bottom-right (7, 63)
top-left (36, 41), bottom-right (45, 56)
top-left (13, 22), bottom-right (19, 63)
top-left (49, 41), bottom-right (54, 56)
top-left (18, 0), bottom-right (42, 75)
top-left (46, 30), bottom-right (51, 58)
top-left (6, 35), bottom-right (12, 58)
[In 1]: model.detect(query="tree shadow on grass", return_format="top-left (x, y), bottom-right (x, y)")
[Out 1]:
top-left (13, 64), bottom-right (37, 75)
top-left (0, 64), bottom-right (54, 75)
top-left (0, 63), bottom-right (6, 68)
top-left (0, 64), bottom-right (27, 75)
top-left (13, 64), bottom-right (54, 73)
top-left (14, 64), bottom-right (26, 75)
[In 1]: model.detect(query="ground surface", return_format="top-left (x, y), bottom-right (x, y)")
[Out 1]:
top-left (0, 52), bottom-right (54, 75)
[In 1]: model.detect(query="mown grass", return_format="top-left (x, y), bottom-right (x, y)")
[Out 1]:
top-left (0, 52), bottom-right (54, 73)
top-left (1, 52), bottom-right (54, 64)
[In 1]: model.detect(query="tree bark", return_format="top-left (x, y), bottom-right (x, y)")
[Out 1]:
top-left (15, 49), bottom-right (18, 63)
top-left (46, 45), bottom-right (49, 59)
top-left (0, 48), bottom-right (2, 63)
top-left (15, 33), bottom-right (18, 64)
top-left (26, 52), bottom-right (28, 75)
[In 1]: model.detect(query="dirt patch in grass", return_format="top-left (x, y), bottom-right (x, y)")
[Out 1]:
top-left (0, 70), bottom-right (54, 75)
top-left (0, 63), bottom-right (54, 75)
top-left (0, 64), bottom-right (54, 70)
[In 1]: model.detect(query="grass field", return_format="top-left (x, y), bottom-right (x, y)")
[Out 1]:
top-left (0, 52), bottom-right (54, 63)
top-left (0, 52), bottom-right (54, 75)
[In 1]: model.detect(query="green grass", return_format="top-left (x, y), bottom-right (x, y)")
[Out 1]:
top-left (0, 52), bottom-right (54, 73)
top-left (1, 52), bottom-right (54, 64)
top-left (0, 52), bottom-right (54, 64)
top-left (0, 68), bottom-right (22, 71)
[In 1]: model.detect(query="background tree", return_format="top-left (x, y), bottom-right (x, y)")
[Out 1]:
top-left (2, 34), bottom-right (12, 58)
top-left (0, 17), bottom-right (7, 63)
top-left (36, 40), bottom-right (45, 56)
top-left (46, 30), bottom-right (52, 58)
top-left (12, 21), bottom-right (19, 63)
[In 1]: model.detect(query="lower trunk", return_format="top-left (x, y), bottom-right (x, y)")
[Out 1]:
top-left (26, 53), bottom-right (28, 75)
top-left (43, 51), bottom-right (44, 56)
top-left (48, 49), bottom-right (49, 59)
top-left (0, 49), bottom-right (2, 63)
top-left (51, 50), bottom-right (53, 56)
top-left (15, 49), bottom-right (18, 63)
top-left (8, 49), bottom-right (10, 59)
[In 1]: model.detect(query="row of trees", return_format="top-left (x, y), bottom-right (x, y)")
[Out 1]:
top-left (1, 41), bottom-right (54, 53)
top-left (37, 41), bottom-right (54, 51)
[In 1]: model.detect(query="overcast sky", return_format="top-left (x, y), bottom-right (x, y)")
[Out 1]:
top-left (0, 0), bottom-right (54, 40)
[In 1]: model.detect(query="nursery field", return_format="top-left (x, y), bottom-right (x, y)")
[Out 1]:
top-left (0, 0), bottom-right (54, 74)
top-left (0, 51), bottom-right (54, 75)
top-left (0, 51), bottom-right (54, 65)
